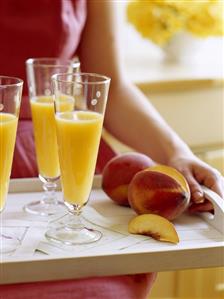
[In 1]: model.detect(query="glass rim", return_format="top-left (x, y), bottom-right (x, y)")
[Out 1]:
top-left (26, 57), bottom-right (80, 68)
top-left (0, 76), bottom-right (23, 87)
top-left (52, 72), bottom-right (111, 85)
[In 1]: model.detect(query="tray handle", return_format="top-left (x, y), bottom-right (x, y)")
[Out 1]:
top-left (200, 186), bottom-right (224, 234)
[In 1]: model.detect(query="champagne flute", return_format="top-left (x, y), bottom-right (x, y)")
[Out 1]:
top-left (24, 58), bottom-right (80, 216)
top-left (0, 76), bottom-right (23, 253)
top-left (45, 73), bottom-right (110, 245)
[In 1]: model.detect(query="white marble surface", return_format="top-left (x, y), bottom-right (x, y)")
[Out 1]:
top-left (1, 181), bottom-right (223, 261)
top-left (1, 178), bottom-right (223, 283)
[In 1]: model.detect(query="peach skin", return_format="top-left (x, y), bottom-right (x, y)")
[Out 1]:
top-left (102, 152), bottom-right (155, 206)
top-left (128, 169), bottom-right (190, 220)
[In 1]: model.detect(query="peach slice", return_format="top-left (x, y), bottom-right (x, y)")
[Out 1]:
top-left (128, 214), bottom-right (179, 244)
top-left (149, 165), bottom-right (190, 195)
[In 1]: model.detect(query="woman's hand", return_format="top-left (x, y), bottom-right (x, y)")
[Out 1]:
top-left (167, 155), bottom-right (224, 212)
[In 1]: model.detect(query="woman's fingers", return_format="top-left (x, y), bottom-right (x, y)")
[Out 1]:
top-left (168, 156), bottom-right (224, 204)
top-left (201, 169), bottom-right (224, 199)
top-left (187, 166), bottom-right (223, 214)
top-left (188, 199), bottom-right (214, 213)
top-left (182, 170), bottom-right (205, 203)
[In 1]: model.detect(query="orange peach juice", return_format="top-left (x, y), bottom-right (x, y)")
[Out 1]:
top-left (31, 96), bottom-right (60, 178)
top-left (31, 95), bottom-right (75, 178)
top-left (0, 113), bottom-right (18, 211)
top-left (55, 111), bottom-right (103, 206)
top-left (56, 94), bottom-right (75, 112)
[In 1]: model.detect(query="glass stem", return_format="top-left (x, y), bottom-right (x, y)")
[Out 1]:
top-left (66, 206), bottom-right (84, 230)
top-left (42, 181), bottom-right (57, 204)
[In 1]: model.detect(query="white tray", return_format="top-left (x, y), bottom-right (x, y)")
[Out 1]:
top-left (1, 176), bottom-right (223, 284)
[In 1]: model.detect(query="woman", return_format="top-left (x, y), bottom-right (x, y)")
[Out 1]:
top-left (0, 1), bottom-right (223, 298)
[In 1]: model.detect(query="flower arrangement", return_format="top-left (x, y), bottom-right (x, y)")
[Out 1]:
top-left (126, 0), bottom-right (224, 46)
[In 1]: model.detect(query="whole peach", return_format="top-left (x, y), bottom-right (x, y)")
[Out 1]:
top-left (102, 152), bottom-right (155, 206)
top-left (128, 169), bottom-right (190, 220)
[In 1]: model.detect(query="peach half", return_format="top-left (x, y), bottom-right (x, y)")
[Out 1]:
top-left (149, 165), bottom-right (190, 195)
top-left (128, 167), bottom-right (190, 220)
top-left (128, 214), bottom-right (179, 244)
top-left (102, 152), bottom-right (155, 206)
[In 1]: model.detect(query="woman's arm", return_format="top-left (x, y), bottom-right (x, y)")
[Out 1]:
top-left (78, 1), bottom-right (224, 203)
top-left (78, 1), bottom-right (191, 163)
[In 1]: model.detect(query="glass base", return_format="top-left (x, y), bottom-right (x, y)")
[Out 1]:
top-left (45, 226), bottom-right (102, 245)
top-left (0, 234), bottom-right (20, 254)
top-left (24, 200), bottom-right (66, 216)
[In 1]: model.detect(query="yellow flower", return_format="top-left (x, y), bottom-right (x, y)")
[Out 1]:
top-left (187, 1), bottom-right (224, 36)
top-left (126, 0), bottom-right (224, 46)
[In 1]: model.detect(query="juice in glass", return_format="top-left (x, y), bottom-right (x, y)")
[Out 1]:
top-left (0, 113), bottom-right (18, 211)
top-left (55, 111), bottom-right (103, 206)
top-left (31, 96), bottom-right (60, 178)
top-left (31, 95), bottom-right (75, 178)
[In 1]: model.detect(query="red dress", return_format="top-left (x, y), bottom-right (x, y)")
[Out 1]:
top-left (0, 0), bottom-right (115, 177)
top-left (0, 0), bottom-right (156, 298)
